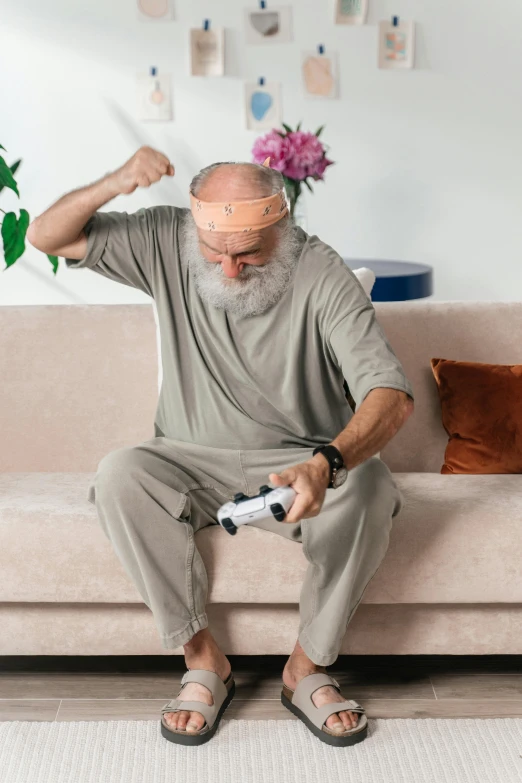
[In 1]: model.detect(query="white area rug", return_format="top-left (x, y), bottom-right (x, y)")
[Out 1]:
top-left (1, 718), bottom-right (521, 783)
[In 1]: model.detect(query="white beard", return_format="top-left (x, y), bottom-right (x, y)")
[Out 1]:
top-left (179, 211), bottom-right (305, 318)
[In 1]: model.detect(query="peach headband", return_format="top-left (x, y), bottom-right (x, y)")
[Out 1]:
top-left (189, 157), bottom-right (289, 232)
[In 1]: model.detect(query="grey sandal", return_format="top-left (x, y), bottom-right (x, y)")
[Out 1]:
top-left (281, 672), bottom-right (368, 747)
top-left (160, 668), bottom-right (236, 746)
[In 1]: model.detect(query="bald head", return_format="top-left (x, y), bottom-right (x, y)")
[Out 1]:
top-left (190, 161), bottom-right (284, 203)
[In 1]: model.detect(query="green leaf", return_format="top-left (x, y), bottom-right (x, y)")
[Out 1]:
top-left (0, 156), bottom-right (20, 197)
top-left (0, 144), bottom-right (6, 151)
top-left (281, 122), bottom-right (293, 134)
top-left (315, 125), bottom-right (325, 137)
top-left (304, 178), bottom-right (314, 193)
top-left (1, 208), bottom-right (30, 268)
top-left (47, 254), bottom-right (59, 274)
top-left (296, 121), bottom-right (302, 131)
top-left (0, 158), bottom-right (21, 195)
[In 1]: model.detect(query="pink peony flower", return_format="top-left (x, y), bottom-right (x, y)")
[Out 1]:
top-left (252, 124), bottom-right (334, 189)
top-left (283, 160), bottom-right (308, 180)
top-left (252, 130), bottom-right (292, 172)
top-left (286, 131), bottom-right (324, 168)
top-left (310, 156), bottom-right (334, 180)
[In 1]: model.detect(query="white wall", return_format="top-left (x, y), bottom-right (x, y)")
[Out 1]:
top-left (1, 0), bottom-right (521, 305)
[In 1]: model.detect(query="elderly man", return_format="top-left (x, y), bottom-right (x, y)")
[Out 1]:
top-left (28, 146), bottom-right (414, 748)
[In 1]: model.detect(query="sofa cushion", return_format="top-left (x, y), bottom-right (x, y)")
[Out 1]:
top-left (1, 472), bottom-right (521, 605)
top-left (431, 357), bottom-right (522, 474)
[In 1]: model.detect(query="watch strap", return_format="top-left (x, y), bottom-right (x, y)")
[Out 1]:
top-left (312, 445), bottom-right (345, 488)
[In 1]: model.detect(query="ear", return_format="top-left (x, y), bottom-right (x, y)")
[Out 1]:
top-left (262, 157), bottom-right (271, 168)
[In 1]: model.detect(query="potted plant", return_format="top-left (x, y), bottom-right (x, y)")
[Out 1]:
top-left (0, 143), bottom-right (58, 272)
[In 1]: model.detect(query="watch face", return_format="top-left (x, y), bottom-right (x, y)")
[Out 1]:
top-left (332, 467), bottom-right (348, 488)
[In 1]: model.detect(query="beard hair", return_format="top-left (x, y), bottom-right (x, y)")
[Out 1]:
top-left (179, 211), bottom-right (304, 318)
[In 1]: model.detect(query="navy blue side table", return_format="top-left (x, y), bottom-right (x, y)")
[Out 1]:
top-left (345, 259), bottom-right (433, 301)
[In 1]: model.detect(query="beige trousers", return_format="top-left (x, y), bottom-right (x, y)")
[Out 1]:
top-left (88, 436), bottom-right (403, 667)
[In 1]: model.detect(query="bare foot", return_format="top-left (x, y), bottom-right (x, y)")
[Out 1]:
top-left (163, 630), bottom-right (231, 735)
top-left (283, 652), bottom-right (359, 734)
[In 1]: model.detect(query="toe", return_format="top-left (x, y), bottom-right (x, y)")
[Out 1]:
top-left (176, 710), bottom-right (191, 730)
top-left (186, 711), bottom-right (206, 733)
top-left (325, 709), bottom-right (358, 733)
top-left (325, 712), bottom-right (345, 733)
top-left (164, 711), bottom-right (179, 729)
top-left (341, 709), bottom-right (358, 729)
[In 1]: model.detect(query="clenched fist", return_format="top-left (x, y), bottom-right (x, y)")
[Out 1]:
top-left (108, 146), bottom-right (175, 195)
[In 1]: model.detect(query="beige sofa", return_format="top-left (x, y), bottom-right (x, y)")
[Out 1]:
top-left (1, 301), bottom-right (521, 656)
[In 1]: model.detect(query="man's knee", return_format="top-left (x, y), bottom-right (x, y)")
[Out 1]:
top-left (95, 446), bottom-right (147, 497)
top-left (351, 456), bottom-right (403, 518)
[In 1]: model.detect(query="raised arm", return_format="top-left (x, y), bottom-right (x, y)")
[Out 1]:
top-left (26, 146), bottom-right (175, 259)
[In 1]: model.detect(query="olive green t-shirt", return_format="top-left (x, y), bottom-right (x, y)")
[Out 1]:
top-left (65, 205), bottom-right (414, 449)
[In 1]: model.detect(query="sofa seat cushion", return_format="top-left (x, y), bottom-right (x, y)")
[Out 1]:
top-left (1, 472), bottom-right (521, 604)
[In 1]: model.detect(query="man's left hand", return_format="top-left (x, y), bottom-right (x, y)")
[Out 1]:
top-left (268, 455), bottom-right (331, 524)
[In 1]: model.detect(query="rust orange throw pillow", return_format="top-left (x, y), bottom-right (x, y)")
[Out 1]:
top-left (431, 358), bottom-right (522, 474)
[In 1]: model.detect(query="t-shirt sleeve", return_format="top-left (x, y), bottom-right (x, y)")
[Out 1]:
top-left (324, 267), bottom-right (415, 409)
top-left (64, 208), bottom-right (155, 296)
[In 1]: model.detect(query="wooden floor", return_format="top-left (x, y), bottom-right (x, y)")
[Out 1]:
top-left (1, 655), bottom-right (521, 722)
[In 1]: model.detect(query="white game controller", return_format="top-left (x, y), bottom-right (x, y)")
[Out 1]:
top-left (217, 484), bottom-right (297, 536)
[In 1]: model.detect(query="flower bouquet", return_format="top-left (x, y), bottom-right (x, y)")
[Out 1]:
top-left (252, 123), bottom-right (334, 219)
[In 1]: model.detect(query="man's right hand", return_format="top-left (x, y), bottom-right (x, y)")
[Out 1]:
top-left (107, 146), bottom-right (175, 196)
top-left (27, 146), bottom-right (175, 259)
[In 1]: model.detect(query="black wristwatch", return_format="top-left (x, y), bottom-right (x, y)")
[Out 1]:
top-left (312, 444), bottom-right (348, 489)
